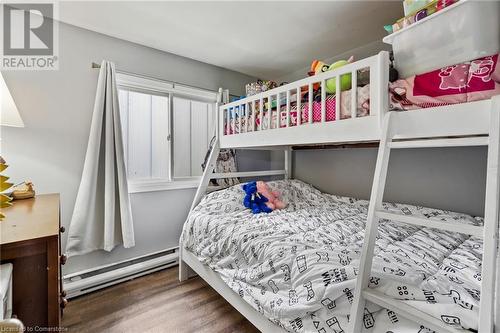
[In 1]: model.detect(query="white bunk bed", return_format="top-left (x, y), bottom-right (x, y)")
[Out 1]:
top-left (179, 51), bottom-right (500, 333)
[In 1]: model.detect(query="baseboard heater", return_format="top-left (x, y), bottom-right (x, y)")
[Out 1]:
top-left (63, 247), bottom-right (179, 299)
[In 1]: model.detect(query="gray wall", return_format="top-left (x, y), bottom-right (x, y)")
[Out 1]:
top-left (293, 147), bottom-right (487, 217)
top-left (1, 21), bottom-right (258, 274)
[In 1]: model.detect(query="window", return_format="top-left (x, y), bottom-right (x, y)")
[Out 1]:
top-left (117, 73), bottom-right (217, 192)
top-left (172, 97), bottom-right (215, 179)
top-left (119, 90), bottom-right (170, 180)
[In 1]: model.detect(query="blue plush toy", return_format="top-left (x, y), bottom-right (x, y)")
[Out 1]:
top-left (242, 181), bottom-right (273, 214)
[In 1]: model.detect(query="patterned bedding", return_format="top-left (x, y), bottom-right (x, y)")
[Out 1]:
top-left (181, 180), bottom-right (483, 332)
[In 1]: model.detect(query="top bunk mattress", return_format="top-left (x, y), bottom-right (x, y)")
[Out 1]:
top-left (181, 180), bottom-right (484, 333)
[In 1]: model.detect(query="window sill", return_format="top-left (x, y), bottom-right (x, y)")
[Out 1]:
top-left (128, 179), bottom-right (200, 193)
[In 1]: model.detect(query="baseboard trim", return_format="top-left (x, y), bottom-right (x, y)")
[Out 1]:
top-left (63, 247), bottom-right (178, 298)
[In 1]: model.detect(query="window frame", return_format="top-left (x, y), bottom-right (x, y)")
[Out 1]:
top-left (116, 73), bottom-right (218, 193)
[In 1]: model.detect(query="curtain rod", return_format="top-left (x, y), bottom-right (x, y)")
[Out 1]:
top-left (91, 62), bottom-right (239, 98)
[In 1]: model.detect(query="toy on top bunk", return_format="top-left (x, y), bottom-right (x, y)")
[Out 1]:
top-left (242, 181), bottom-right (286, 214)
top-left (306, 53), bottom-right (398, 100)
top-left (245, 80), bottom-right (280, 97)
top-left (244, 55), bottom-right (372, 113)
top-left (227, 53), bottom-right (400, 134)
top-left (246, 56), bottom-right (362, 107)
top-left (308, 57), bottom-right (354, 94)
top-left (300, 56), bottom-right (367, 105)
top-left (244, 80), bottom-right (288, 121)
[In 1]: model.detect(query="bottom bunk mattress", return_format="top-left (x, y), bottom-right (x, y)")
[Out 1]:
top-left (180, 180), bottom-right (484, 333)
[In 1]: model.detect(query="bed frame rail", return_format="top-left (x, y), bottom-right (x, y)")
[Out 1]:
top-left (219, 51), bottom-right (389, 148)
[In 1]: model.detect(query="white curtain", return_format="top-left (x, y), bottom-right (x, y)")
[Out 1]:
top-left (66, 61), bottom-right (135, 257)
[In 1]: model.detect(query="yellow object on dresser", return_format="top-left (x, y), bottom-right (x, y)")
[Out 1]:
top-left (0, 157), bottom-right (13, 219)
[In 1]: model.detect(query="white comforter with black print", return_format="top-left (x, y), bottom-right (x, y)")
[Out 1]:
top-left (181, 180), bottom-right (483, 333)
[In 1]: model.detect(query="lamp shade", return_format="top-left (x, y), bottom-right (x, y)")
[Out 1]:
top-left (0, 72), bottom-right (24, 127)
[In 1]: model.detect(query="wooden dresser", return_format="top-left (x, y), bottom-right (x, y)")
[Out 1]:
top-left (0, 194), bottom-right (65, 330)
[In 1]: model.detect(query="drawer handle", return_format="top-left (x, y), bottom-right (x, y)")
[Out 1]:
top-left (60, 254), bottom-right (67, 265)
top-left (60, 297), bottom-right (68, 309)
top-left (59, 226), bottom-right (65, 233)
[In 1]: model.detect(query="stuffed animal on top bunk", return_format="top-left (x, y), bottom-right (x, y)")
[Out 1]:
top-left (242, 181), bottom-right (286, 214)
top-left (325, 56), bottom-right (354, 93)
top-left (305, 56), bottom-right (356, 96)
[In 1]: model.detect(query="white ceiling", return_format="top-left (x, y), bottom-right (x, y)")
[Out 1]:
top-left (58, 1), bottom-right (402, 79)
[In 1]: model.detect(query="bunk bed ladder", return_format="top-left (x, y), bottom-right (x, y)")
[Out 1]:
top-left (189, 139), bottom-right (221, 211)
top-left (350, 104), bottom-right (500, 333)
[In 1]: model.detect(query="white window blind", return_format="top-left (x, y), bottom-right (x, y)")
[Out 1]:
top-left (119, 90), bottom-right (169, 181)
top-left (173, 97), bottom-right (215, 179)
top-left (116, 73), bottom-right (218, 192)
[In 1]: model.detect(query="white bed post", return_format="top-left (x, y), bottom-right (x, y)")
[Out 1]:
top-left (284, 147), bottom-right (293, 180)
top-left (496, 241), bottom-right (500, 330)
top-left (178, 246), bottom-right (190, 282)
top-left (371, 51), bottom-right (390, 127)
top-left (479, 95), bottom-right (500, 332)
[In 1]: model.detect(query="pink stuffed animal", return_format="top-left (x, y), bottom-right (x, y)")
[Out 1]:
top-left (256, 181), bottom-right (286, 211)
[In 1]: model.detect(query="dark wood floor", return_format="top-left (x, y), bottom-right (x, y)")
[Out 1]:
top-left (62, 266), bottom-right (259, 333)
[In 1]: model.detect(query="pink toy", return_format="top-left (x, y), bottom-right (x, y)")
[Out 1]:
top-left (390, 54), bottom-right (500, 110)
top-left (256, 181), bottom-right (286, 211)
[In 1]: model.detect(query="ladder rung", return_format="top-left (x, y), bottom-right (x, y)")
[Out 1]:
top-left (210, 170), bottom-right (286, 179)
top-left (375, 210), bottom-right (484, 237)
top-left (389, 136), bottom-right (489, 149)
top-left (362, 289), bottom-right (464, 333)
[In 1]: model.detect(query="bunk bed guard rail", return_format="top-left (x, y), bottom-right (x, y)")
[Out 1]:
top-left (218, 51), bottom-right (390, 149)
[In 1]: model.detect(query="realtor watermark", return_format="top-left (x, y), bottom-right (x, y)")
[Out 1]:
top-left (1, 1), bottom-right (58, 70)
